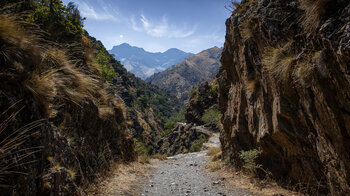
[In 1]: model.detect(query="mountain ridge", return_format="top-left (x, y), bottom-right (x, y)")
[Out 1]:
top-left (146, 47), bottom-right (222, 102)
top-left (109, 43), bottom-right (194, 79)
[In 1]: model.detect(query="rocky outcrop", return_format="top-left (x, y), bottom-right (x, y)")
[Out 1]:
top-left (147, 47), bottom-right (222, 102)
top-left (157, 79), bottom-right (220, 155)
top-left (156, 123), bottom-right (210, 155)
top-left (185, 80), bottom-right (219, 125)
top-left (219, 0), bottom-right (350, 194)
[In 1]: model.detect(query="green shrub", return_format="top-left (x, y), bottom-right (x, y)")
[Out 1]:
top-left (133, 138), bottom-right (151, 155)
top-left (239, 149), bottom-right (262, 175)
top-left (208, 83), bottom-right (219, 95)
top-left (159, 107), bottom-right (185, 137)
top-left (201, 109), bottom-right (222, 129)
top-left (28, 0), bottom-right (85, 41)
top-left (189, 135), bottom-right (207, 152)
top-left (95, 50), bottom-right (117, 83)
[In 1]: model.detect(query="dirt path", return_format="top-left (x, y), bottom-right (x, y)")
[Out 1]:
top-left (140, 133), bottom-right (257, 196)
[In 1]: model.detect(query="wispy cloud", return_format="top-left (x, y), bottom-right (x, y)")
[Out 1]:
top-left (78, 1), bottom-right (119, 21)
top-left (130, 14), bottom-right (197, 38)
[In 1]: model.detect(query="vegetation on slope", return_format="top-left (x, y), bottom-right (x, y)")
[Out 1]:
top-left (89, 36), bottom-right (182, 155)
top-left (0, 1), bottom-right (139, 194)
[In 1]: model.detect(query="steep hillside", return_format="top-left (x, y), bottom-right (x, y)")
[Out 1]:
top-left (0, 1), bottom-right (135, 195)
top-left (147, 47), bottom-right (222, 102)
top-left (90, 38), bottom-right (181, 153)
top-left (109, 43), bottom-right (193, 79)
top-left (219, 0), bottom-right (350, 194)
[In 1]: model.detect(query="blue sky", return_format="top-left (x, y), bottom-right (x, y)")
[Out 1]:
top-left (62, 0), bottom-right (232, 53)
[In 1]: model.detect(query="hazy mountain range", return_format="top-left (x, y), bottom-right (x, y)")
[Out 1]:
top-left (109, 43), bottom-right (193, 79)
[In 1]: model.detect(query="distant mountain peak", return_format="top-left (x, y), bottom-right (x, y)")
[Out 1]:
top-left (109, 43), bottom-right (194, 80)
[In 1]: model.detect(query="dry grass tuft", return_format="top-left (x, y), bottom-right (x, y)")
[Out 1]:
top-left (87, 161), bottom-right (158, 196)
top-left (0, 107), bottom-right (42, 186)
top-left (151, 154), bottom-right (168, 160)
top-left (206, 146), bottom-right (221, 157)
top-left (246, 80), bottom-right (257, 92)
top-left (0, 14), bottom-right (122, 118)
top-left (293, 61), bottom-right (315, 87)
top-left (293, 50), bottom-right (321, 87)
top-left (137, 154), bottom-right (151, 164)
top-left (98, 106), bottom-right (115, 120)
top-left (262, 42), bottom-right (296, 82)
top-left (239, 18), bottom-right (259, 41)
top-left (67, 168), bottom-right (76, 180)
top-left (205, 146), bottom-right (222, 171)
top-left (299, 0), bottom-right (331, 33)
top-left (206, 161), bottom-right (222, 171)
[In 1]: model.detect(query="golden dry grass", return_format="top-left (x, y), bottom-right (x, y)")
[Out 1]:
top-left (246, 80), bottom-right (257, 92)
top-left (299, 0), bottom-right (331, 33)
top-left (239, 18), bottom-right (258, 41)
top-left (0, 14), bottom-right (123, 118)
top-left (212, 167), bottom-right (302, 196)
top-left (206, 146), bottom-right (221, 157)
top-left (87, 160), bottom-right (159, 196)
top-left (151, 154), bottom-right (168, 160)
top-left (0, 107), bottom-right (42, 186)
top-left (137, 154), bottom-right (151, 164)
top-left (205, 146), bottom-right (222, 171)
top-left (205, 145), bottom-right (302, 195)
top-left (262, 42), bottom-right (296, 82)
top-left (293, 50), bottom-right (321, 87)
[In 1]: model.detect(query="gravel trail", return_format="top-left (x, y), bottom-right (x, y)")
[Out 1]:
top-left (141, 133), bottom-right (256, 196)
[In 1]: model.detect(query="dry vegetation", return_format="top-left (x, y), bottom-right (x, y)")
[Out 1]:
top-left (0, 13), bottom-right (123, 119)
top-left (262, 41), bottom-right (297, 82)
top-left (239, 18), bottom-right (259, 41)
top-left (205, 147), bottom-right (302, 196)
top-left (87, 159), bottom-right (161, 195)
top-left (299, 0), bottom-right (331, 33)
top-left (0, 104), bottom-right (42, 187)
top-left (293, 50), bottom-right (322, 87)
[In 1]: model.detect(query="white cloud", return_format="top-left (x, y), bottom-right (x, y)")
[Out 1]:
top-left (78, 2), bottom-right (119, 21)
top-left (130, 14), bottom-right (197, 38)
top-left (119, 34), bottom-right (124, 38)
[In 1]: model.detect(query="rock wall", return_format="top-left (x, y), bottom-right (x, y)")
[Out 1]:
top-left (219, 0), bottom-right (350, 194)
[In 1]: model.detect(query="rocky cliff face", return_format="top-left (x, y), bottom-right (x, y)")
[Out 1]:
top-left (219, 0), bottom-right (350, 194)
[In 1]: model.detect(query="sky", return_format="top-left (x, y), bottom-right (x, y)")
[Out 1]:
top-left (62, 0), bottom-right (233, 53)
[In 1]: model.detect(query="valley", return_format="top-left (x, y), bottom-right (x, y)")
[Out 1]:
top-left (1, 0), bottom-right (350, 196)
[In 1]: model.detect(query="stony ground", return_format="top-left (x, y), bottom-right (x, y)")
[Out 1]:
top-left (140, 134), bottom-right (257, 196)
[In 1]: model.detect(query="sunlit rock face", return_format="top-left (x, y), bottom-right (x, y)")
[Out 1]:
top-left (218, 0), bottom-right (350, 194)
